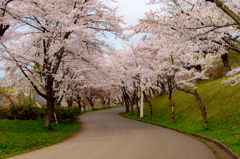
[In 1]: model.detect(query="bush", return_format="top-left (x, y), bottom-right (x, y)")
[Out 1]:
top-left (0, 106), bottom-right (11, 119)
top-left (55, 106), bottom-right (81, 123)
top-left (0, 105), bottom-right (81, 123)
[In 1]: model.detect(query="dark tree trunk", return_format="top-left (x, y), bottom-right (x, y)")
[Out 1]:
top-left (148, 89), bottom-right (152, 99)
top-left (193, 89), bottom-right (208, 129)
top-left (143, 91), bottom-right (153, 119)
top-left (117, 95), bottom-right (123, 105)
top-left (108, 92), bottom-right (111, 107)
top-left (100, 96), bottom-right (106, 107)
top-left (130, 100), bottom-right (134, 115)
top-left (0, 24), bottom-right (9, 37)
top-left (221, 53), bottom-right (231, 72)
top-left (123, 93), bottom-right (130, 113)
top-left (168, 90), bottom-right (175, 123)
top-left (67, 97), bottom-right (73, 107)
top-left (87, 97), bottom-right (94, 110)
top-left (159, 82), bottom-right (167, 95)
top-left (76, 100), bottom-right (82, 111)
top-left (195, 65), bottom-right (202, 72)
top-left (45, 96), bottom-right (55, 128)
top-left (136, 87), bottom-right (140, 116)
top-left (122, 95), bottom-right (124, 106)
top-left (130, 89), bottom-right (137, 115)
top-left (136, 97), bottom-right (140, 116)
top-left (130, 94), bottom-right (136, 115)
top-left (150, 88), bottom-right (157, 98)
top-left (89, 100), bottom-right (94, 109)
top-left (56, 95), bottom-right (63, 107)
top-left (44, 75), bottom-right (55, 128)
top-left (175, 85), bottom-right (208, 129)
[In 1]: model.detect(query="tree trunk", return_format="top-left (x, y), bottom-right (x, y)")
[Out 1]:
top-left (168, 90), bottom-right (175, 123)
top-left (87, 98), bottom-right (94, 110)
top-left (160, 82), bottom-right (167, 95)
top-left (213, 0), bottom-right (240, 27)
top-left (148, 89), bottom-right (152, 99)
top-left (130, 103), bottom-right (133, 114)
top-left (108, 91), bottom-right (111, 107)
top-left (175, 85), bottom-right (208, 129)
top-left (67, 96), bottom-right (73, 107)
top-left (143, 91), bottom-right (153, 120)
top-left (0, 24), bottom-right (9, 37)
top-left (56, 95), bottom-right (63, 107)
top-left (150, 88), bottom-right (157, 98)
top-left (45, 96), bottom-right (55, 128)
top-left (100, 96), bottom-right (106, 107)
top-left (194, 89), bottom-right (208, 129)
top-left (136, 97), bottom-right (140, 116)
top-left (44, 75), bottom-right (55, 128)
top-left (122, 95), bottom-right (124, 106)
top-left (221, 53), bottom-right (231, 72)
top-left (117, 95), bottom-right (123, 105)
top-left (123, 93), bottom-right (129, 113)
top-left (130, 96), bottom-right (134, 115)
top-left (76, 100), bottom-right (82, 111)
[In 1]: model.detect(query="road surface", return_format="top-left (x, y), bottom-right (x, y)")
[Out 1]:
top-left (9, 107), bottom-right (216, 159)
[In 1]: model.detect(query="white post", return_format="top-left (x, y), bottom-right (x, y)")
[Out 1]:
top-left (140, 75), bottom-right (144, 118)
top-left (138, 85), bottom-right (141, 111)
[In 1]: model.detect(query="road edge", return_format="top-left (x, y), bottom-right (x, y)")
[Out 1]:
top-left (119, 112), bottom-right (240, 159)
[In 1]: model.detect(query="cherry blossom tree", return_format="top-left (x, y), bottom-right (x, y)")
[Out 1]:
top-left (147, 0), bottom-right (240, 87)
top-left (147, 0), bottom-right (240, 73)
top-left (1, 0), bottom-right (123, 127)
top-left (127, 7), bottom-right (211, 127)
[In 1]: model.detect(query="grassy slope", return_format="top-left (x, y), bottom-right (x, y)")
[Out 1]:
top-left (126, 77), bottom-right (240, 155)
top-left (0, 120), bottom-right (80, 159)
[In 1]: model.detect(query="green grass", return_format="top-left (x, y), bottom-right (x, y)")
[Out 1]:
top-left (0, 120), bottom-right (80, 159)
top-left (125, 76), bottom-right (240, 156)
top-left (0, 105), bottom-right (121, 159)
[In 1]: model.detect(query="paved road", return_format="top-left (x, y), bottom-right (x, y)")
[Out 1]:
top-left (9, 107), bottom-right (216, 159)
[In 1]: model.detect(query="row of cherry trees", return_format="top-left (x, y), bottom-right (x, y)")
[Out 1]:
top-left (1, 0), bottom-right (239, 128)
top-left (106, 0), bottom-right (240, 129)
top-left (0, 0), bottom-right (123, 127)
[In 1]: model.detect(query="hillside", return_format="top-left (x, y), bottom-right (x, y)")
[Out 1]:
top-left (126, 76), bottom-right (240, 156)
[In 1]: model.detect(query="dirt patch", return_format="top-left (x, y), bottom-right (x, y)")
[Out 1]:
top-left (205, 140), bottom-right (236, 159)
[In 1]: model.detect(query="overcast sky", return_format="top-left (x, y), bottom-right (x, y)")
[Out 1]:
top-left (104, 0), bottom-right (160, 49)
top-left (115, 0), bottom-right (159, 26)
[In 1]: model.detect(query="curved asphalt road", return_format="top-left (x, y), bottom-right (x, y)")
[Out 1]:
top-left (9, 107), bottom-right (215, 159)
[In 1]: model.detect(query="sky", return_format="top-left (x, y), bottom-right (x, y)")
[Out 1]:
top-left (114, 0), bottom-right (159, 26)
top-left (104, 0), bottom-right (160, 49)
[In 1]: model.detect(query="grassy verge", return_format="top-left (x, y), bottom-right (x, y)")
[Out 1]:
top-left (0, 120), bottom-right (80, 159)
top-left (0, 105), bottom-right (121, 159)
top-left (124, 77), bottom-right (240, 156)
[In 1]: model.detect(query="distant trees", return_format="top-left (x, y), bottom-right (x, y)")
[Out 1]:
top-left (111, 0), bottom-right (240, 128)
